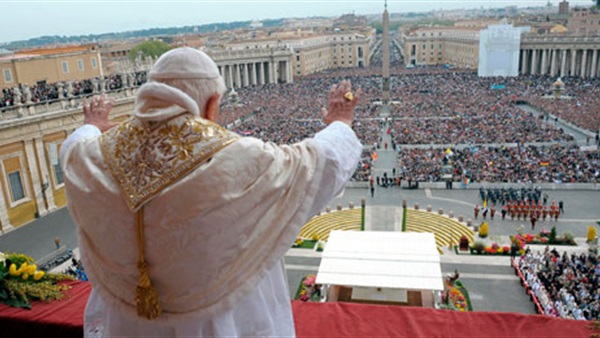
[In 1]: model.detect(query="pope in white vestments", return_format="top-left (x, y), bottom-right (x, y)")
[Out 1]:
top-left (60, 47), bottom-right (362, 337)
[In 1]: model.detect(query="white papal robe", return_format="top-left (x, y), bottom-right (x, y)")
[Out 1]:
top-left (61, 116), bottom-right (361, 337)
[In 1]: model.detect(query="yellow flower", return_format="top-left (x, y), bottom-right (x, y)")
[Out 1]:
top-left (26, 264), bottom-right (37, 275)
top-left (18, 262), bottom-right (28, 274)
top-left (33, 271), bottom-right (45, 281)
top-left (9, 263), bottom-right (19, 276)
top-left (22, 273), bottom-right (29, 280)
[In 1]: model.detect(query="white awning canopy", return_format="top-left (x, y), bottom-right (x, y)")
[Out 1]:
top-left (316, 231), bottom-right (444, 291)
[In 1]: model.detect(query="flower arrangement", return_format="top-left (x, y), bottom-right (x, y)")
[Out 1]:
top-left (587, 226), bottom-right (597, 243)
top-left (478, 222), bottom-right (489, 238)
top-left (295, 274), bottom-right (321, 302)
top-left (292, 237), bottom-right (318, 249)
top-left (0, 252), bottom-right (74, 309)
top-left (511, 227), bottom-right (576, 246)
top-left (472, 242), bottom-right (517, 256)
top-left (441, 278), bottom-right (472, 312)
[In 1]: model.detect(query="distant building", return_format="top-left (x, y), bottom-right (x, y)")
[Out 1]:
top-left (568, 7), bottom-right (600, 35)
top-left (249, 20), bottom-right (263, 29)
top-left (284, 18), bottom-right (333, 29)
top-left (333, 14), bottom-right (368, 29)
top-left (559, 0), bottom-right (569, 15)
top-left (220, 29), bottom-right (373, 81)
top-left (402, 27), bottom-right (480, 69)
top-left (1, 45), bottom-right (102, 90)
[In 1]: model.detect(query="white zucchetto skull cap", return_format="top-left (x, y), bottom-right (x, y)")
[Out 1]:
top-left (148, 47), bottom-right (220, 80)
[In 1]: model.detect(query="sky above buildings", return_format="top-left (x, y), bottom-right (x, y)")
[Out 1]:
top-left (0, 0), bottom-right (593, 44)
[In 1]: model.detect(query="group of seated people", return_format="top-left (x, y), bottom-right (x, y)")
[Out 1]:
top-left (519, 248), bottom-right (600, 320)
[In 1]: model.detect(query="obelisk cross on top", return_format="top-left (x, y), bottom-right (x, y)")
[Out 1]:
top-left (382, 0), bottom-right (391, 103)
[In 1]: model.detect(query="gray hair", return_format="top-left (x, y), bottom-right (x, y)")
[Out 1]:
top-left (155, 76), bottom-right (226, 118)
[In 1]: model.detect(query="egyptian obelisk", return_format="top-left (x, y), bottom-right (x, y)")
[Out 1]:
top-left (381, 0), bottom-right (391, 120)
top-left (382, 0), bottom-right (390, 103)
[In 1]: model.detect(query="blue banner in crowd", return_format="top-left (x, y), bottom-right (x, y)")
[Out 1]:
top-left (491, 84), bottom-right (506, 90)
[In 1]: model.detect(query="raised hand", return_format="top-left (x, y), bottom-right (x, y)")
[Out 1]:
top-left (83, 94), bottom-right (118, 132)
top-left (321, 80), bottom-right (361, 126)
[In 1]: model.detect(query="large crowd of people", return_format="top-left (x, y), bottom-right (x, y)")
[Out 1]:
top-left (0, 72), bottom-right (146, 109)
top-left (397, 145), bottom-right (599, 184)
top-left (2, 58), bottom-right (598, 183)
top-left (519, 249), bottom-right (600, 320)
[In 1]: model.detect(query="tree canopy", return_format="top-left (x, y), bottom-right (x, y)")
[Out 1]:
top-left (129, 40), bottom-right (171, 62)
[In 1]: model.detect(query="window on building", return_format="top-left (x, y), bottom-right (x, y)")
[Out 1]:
top-left (296, 54), bottom-right (300, 61)
top-left (54, 161), bottom-right (64, 185)
top-left (423, 44), bottom-right (426, 49)
top-left (3, 68), bottom-right (12, 82)
top-left (62, 61), bottom-right (69, 74)
top-left (91, 57), bottom-right (97, 69)
top-left (77, 59), bottom-right (84, 71)
top-left (439, 44), bottom-right (443, 50)
top-left (8, 171), bottom-right (25, 202)
top-left (431, 44), bottom-right (434, 49)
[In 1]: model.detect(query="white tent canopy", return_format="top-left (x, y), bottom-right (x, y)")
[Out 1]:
top-left (316, 231), bottom-right (444, 292)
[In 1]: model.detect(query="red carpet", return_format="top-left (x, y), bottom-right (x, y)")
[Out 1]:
top-left (0, 281), bottom-right (592, 337)
top-left (0, 280), bottom-right (89, 338)
top-left (292, 300), bottom-right (591, 337)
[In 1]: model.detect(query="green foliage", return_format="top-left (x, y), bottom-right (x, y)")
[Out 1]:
top-left (129, 40), bottom-right (171, 62)
top-left (370, 20), bottom-right (403, 34)
top-left (562, 232), bottom-right (575, 245)
top-left (6, 253), bottom-right (34, 267)
top-left (549, 226), bottom-right (557, 243)
top-left (472, 241), bottom-right (485, 253)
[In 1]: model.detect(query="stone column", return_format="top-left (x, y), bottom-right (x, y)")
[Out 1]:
top-left (541, 49), bottom-right (548, 75)
top-left (560, 49), bottom-right (567, 77)
top-left (258, 62), bottom-right (265, 85)
top-left (235, 64), bottom-right (241, 88)
top-left (570, 49), bottom-right (577, 76)
top-left (24, 140), bottom-right (48, 216)
top-left (521, 50), bottom-right (528, 75)
top-left (227, 65), bottom-right (234, 89)
top-left (591, 49), bottom-right (598, 79)
top-left (33, 139), bottom-right (57, 211)
top-left (243, 63), bottom-right (249, 87)
top-left (0, 175), bottom-right (14, 232)
top-left (286, 60), bottom-right (293, 83)
top-left (269, 61), bottom-right (275, 84)
top-left (550, 49), bottom-right (558, 76)
top-left (250, 63), bottom-right (257, 85)
top-left (531, 49), bottom-right (538, 75)
top-left (581, 49), bottom-right (588, 78)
